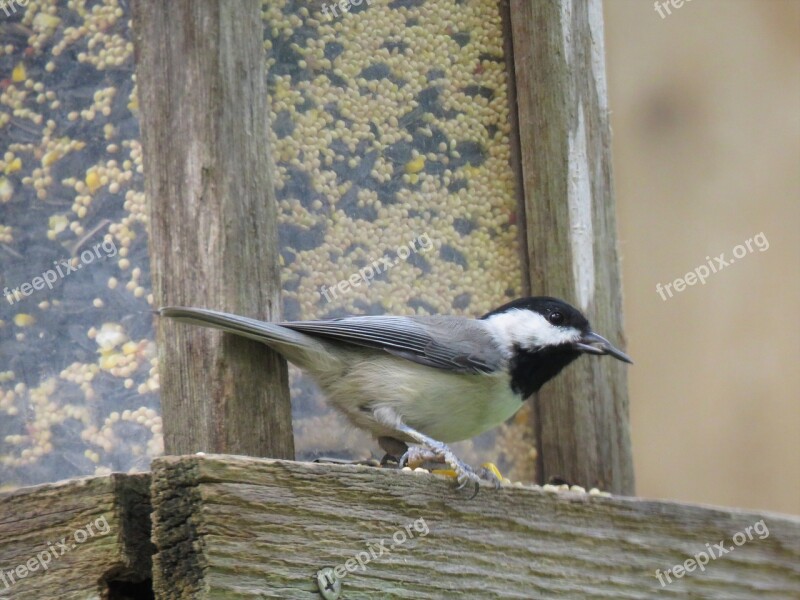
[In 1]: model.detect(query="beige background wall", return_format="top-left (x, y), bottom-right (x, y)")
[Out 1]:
top-left (604, 0), bottom-right (799, 514)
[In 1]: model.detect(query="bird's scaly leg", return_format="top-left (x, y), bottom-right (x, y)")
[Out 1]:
top-left (372, 408), bottom-right (500, 495)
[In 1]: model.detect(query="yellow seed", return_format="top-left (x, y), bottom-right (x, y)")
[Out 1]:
top-left (33, 13), bottom-right (61, 30)
top-left (42, 151), bottom-right (61, 167)
top-left (48, 214), bottom-right (68, 233)
top-left (4, 157), bottom-right (21, 174)
top-left (12, 62), bottom-right (25, 82)
top-left (431, 469), bottom-right (457, 479)
top-left (85, 171), bottom-right (101, 193)
top-left (100, 354), bottom-right (119, 370)
top-left (13, 314), bottom-right (36, 327)
top-left (404, 156), bottom-right (425, 174)
top-left (481, 462), bottom-right (504, 481)
top-left (0, 178), bottom-right (13, 203)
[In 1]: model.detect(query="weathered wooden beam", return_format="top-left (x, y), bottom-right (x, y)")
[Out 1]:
top-left (132, 0), bottom-right (294, 459)
top-left (509, 0), bottom-right (634, 494)
top-left (150, 455), bottom-right (800, 599)
top-left (0, 474), bottom-right (153, 599)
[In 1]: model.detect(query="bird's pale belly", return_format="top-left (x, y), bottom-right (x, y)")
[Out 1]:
top-left (323, 354), bottom-right (524, 444)
top-left (401, 376), bottom-right (523, 443)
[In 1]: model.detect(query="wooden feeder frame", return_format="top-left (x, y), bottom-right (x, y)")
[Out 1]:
top-left (1, 1), bottom-right (798, 598)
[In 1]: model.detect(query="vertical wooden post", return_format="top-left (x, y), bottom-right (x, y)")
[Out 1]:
top-left (509, 0), bottom-right (634, 494)
top-left (132, 0), bottom-right (294, 459)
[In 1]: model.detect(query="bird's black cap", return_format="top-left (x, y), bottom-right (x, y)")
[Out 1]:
top-left (480, 296), bottom-right (591, 332)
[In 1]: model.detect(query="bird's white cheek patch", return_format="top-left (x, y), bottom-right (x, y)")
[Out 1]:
top-left (484, 310), bottom-right (580, 351)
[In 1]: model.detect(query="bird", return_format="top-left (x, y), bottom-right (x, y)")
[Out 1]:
top-left (160, 296), bottom-right (631, 490)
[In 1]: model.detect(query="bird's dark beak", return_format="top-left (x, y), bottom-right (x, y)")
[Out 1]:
top-left (574, 331), bottom-right (633, 364)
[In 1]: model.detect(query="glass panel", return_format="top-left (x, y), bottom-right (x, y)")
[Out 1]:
top-left (0, 0), bottom-right (530, 489)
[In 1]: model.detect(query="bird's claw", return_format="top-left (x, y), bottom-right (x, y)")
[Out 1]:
top-left (452, 461), bottom-right (482, 490)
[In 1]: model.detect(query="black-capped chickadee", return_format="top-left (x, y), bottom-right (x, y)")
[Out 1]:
top-left (160, 297), bottom-right (631, 489)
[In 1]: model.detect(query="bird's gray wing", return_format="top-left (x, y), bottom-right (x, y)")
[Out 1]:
top-left (282, 315), bottom-right (506, 374)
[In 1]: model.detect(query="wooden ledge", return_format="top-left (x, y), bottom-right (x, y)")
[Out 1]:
top-left (150, 455), bottom-right (800, 599)
top-left (1, 457), bottom-right (797, 598)
top-left (0, 473), bottom-right (153, 599)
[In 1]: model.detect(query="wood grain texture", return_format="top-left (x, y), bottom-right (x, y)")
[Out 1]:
top-left (0, 474), bottom-right (153, 599)
top-left (509, 0), bottom-right (634, 494)
top-left (150, 455), bottom-right (800, 599)
top-left (132, 0), bottom-right (294, 459)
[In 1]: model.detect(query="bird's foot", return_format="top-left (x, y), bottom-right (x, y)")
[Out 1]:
top-left (401, 445), bottom-right (501, 497)
top-left (442, 452), bottom-right (483, 497)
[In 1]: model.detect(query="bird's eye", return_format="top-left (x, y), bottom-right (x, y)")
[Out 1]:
top-left (548, 311), bottom-right (564, 325)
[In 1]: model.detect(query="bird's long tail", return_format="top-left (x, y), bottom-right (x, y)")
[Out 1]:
top-left (159, 306), bottom-right (333, 370)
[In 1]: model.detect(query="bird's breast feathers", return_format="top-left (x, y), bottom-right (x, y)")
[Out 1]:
top-left (319, 351), bottom-right (523, 444)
